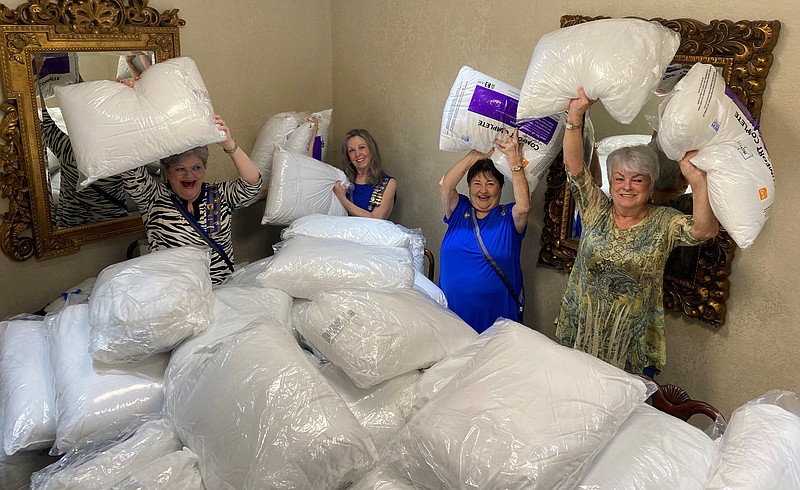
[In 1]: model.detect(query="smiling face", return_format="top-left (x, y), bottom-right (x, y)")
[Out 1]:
top-left (469, 171), bottom-right (502, 216)
top-left (346, 135), bottom-right (372, 177)
top-left (609, 168), bottom-right (652, 214)
top-left (166, 153), bottom-right (206, 204)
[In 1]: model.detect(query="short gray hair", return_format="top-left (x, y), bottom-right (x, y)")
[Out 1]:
top-left (160, 146), bottom-right (209, 177)
top-left (606, 145), bottom-right (659, 190)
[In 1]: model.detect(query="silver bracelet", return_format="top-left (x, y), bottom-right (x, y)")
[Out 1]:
top-left (223, 140), bottom-right (238, 154)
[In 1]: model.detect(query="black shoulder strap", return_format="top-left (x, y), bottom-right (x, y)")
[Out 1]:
top-left (471, 208), bottom-right (523, 314)
top-left (170, 190), bottom-right (234, 273)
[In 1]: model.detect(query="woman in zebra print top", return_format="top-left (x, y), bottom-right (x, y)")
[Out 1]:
top-left (41, 108), bottom-right (131, 229)
top-left (122, 115), bottom-right (261, 284)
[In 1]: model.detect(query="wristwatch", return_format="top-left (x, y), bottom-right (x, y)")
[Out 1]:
top-left (565, 121), bottom-right (584, 130)
top-left (511, 158), bottom-right (529, 172)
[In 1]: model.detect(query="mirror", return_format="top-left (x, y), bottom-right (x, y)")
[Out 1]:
top-left (539, 15), bottom-right (781, 327)
top-left (0, 0), bottom-right (184, 260)
top-left (38, 50), bottom-right (156, 230)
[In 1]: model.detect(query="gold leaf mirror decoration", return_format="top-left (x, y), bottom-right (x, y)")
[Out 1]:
top-left (0, 0), bottom-right (184, 260)
top-left (538, 16), bottom-right (781, 327)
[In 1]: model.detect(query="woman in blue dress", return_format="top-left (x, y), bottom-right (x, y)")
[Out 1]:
top-left (438, 128), bottom-right (531, 333)
top-left (333, 129), bottom-right (397, 219)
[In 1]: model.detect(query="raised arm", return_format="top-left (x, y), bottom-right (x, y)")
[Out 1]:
top-left (496, 128), bottom-right (530, 233)
top-left (439, 148), bottom-right (494, 219)
top-left (215, 115), bottom-right (260, 185)
top-left (680, 150), bottom-right (719, 241)
top-left (564, 86), bottom-right (598, 176)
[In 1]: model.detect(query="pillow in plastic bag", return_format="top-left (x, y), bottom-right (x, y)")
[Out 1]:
top-left (412, 270), bottom-right (447, 308)
top-left (395, 224), bottom-right (426, 273)
top-left (657, 63), bottom-right (774, 249)
top-left (294, 288), bottom-right (476, 388)
top-left (706, 392), bottom-right (800, 489)
top-left (1, 319), bottom-right (56, 455)
top-left (257, 236), bottom-right (414, 299)
top-left (316, 359), bottom-right (421, 449)
top-left (251, 109), bottom-right (333, 195)
top-left (350, 468), bottom-right (417, 490)
top-left (165, 285), bottom-right (293, 388)
top-left (164, 318), bottom-right (377, 489)
top-left (576, 403), bottom-right (718, 489)
top-left (285, 108), bottom-right (332, 161)
top-left (30, 418), bottom-right (182, 490)
top-left (440, 66), bottom-right (565, 191)
top-left (251, 111), bottom-right (307, 192)
top-left (281, 214), bottom-right (412, 249)
top-left (55, 56), bottom-right (225, 188)
top-left (383, 318), bottom-right (650, 489)
top-left (517, 18), bottom-right (680, 124)
top-left (261, 149), bottom-right (348, 225)
top-left (45, 305), bottom-right (166, 455)
top-left (109, 448), bottom-right (203, 490)
top-left (88, 246), bottom-right (213, 364)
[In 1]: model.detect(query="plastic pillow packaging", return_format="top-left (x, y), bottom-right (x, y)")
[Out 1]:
top-left (517, 18), bottom-right (680, 124)
top-left (440, 66), bottom-right (565, 192)
top-left (657, 62), bottom-right (774, 249)
top-left (382, 318), bottom-right (650, 489)
top-left (250, 111), bottom-right (308, 193)
top-left (87, 246), bottom-right (213, 364)
top-left (261, 149), bottom-right (349, 225)
top-left (164, 316), bottom-right (378, 489)
top-left (55, 56), bottom-right (225, 188)
top-left (294, 288), bottom-right (476, 389)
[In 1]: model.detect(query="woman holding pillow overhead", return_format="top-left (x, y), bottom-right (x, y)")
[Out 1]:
top-left (332, 129), bottom-right (397, 219)
top-left (555, 87), bottom-right (718, 376)
top-left (438, 128), bottom-right (530, 333)
top-left (122, 116), bottom-right (261, 285)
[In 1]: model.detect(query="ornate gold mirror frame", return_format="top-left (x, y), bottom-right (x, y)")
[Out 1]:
top-left (539, 16), bottom-right (781, 327)
top-left (0, 0), bottom-right (183, 260)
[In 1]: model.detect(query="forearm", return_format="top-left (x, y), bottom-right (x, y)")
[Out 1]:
top-left (563, 116), bottom-right (586, 176)
top-left (689, 182), bottom-right (718, 241)
top-left (227, 146), bottom-right (261, 185)
top-left (440, 151), bottom-right (481, 215)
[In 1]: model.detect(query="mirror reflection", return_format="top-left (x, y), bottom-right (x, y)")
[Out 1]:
top-left (34, 51), bottom-right (156, 229)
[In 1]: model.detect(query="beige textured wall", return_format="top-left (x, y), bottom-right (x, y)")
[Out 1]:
top-left (331, 1), bottom-right (799, 418)
top-left (0, 0), bottom-right (333, 317)
top-left (1, 0), bottom-right (797, 419)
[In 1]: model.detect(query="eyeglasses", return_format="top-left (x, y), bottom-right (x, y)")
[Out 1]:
top-left (170, 164), bottom-right (206, 177)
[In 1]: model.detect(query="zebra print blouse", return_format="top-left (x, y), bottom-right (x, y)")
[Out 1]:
top-left (122, 165), bottom-right (261, 284)
top-left (41, 109), bottom-right (129, 228)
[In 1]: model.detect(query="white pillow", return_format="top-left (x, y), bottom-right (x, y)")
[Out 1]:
top-left (576, 403), bottom-right (718, 489)
top-left (164, 320), bottom-right (377, 489)
top-left (412, 270), bottom-right (447, 308)
top-left (383, 319), bottom-right (650, 489)
top-left (88, 246), bottom-right (213, 364)
top-left (257, 236), bottom-right (414, 299)
top-left (657, 63), bottom-right (774, 249)
top-left (251, 111), bottom-right (308, 192)
top-left (350, 468), bottom-right (417, 490)
top-left (45, 305), bottom-right (166, 455)
top-left (30, 418), bottom-right (182, 490)
top-left (165, 285), bottom-right (293, 387)
top-left (281, 214), bottom-right (412, 249)
top-left (55, 56), bottom-right (225, 188)
top-left (109, 448), bottom-right (203, 490)
top-left (261, 149), bottom-right (348, 225)
top-left (518, 18), bottom-right (680, 124)
top-left (316, 360), bottom-right (421, 450)
top-left (294, 288), bottom-right (476, 388)
top-left (1, 319), bottom-right (56, 455)
top-left (706, 398), bottom-right (800, 489)
top-left (284, 108), bottom-right (333, 161)
top-left (440, 66), bottom-right (565, 191)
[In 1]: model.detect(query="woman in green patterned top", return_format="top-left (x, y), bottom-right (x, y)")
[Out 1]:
top-left (555, 87), bottom-right (718, 376)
